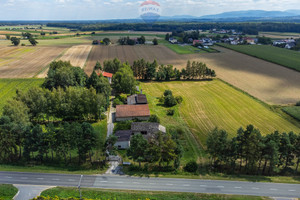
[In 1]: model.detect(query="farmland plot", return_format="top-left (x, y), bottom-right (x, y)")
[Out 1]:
top-left (0, 46), bottom-right (66, 78)
top-left (85, 45), bottom-right (185, 75)
top-left (142, 80), bottom-right (300, 146)
top-left (185, 46), bottom-right (300, 105)
top-left (59, 45), bottom-right (92, 68)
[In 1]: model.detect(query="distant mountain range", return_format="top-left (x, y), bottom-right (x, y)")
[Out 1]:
top-left (159, 10), bottom-right (300, 21)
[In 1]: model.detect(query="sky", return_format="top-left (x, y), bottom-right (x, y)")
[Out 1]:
top-left (1, 0), bottom-right (300, 20)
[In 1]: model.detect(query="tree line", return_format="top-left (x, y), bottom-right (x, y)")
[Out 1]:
top-left (0, 60), bottom-right (112, 165)
top-left (131, 59), bottom-right (216, 81)
top-left (0, 116), bottom-right (98, 164)
top-left (46, 22), bottom-right (300, 34)
top-left (7, 32), bottom-right (38, 46)
top-left (206, 125), bottom-right (300, 175)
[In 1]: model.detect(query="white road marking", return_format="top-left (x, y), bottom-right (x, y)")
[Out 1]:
top-left (100, 181), bottom-right (108, 183)
top-left (270, 188), bottom-right (278, 191)
top-left (37, 178), bottom-right (44, 180)
top-left (133, 182), bottom-right (139, 184)
top-left (234, 187), bottom-right (242, 189)
top-left (200, 185), bottom-right (207, 187)
top-left (149, 183), bottom-right (155, 185)
top-left (5, 176), bottom-right (12, 178)
top-left (252, 187), bottom-right (259, 190)
top-left (68, 179), bottom-right (75, 181)
top-left (21, 177), bottom-right (28, 179)
top-left (288, 190), bottom-right (296, 192)
top-left (183, 184), bottom-right (190, 187)
top-left (217, 186), bottom-right (224, 188)
top-left (166, 184), bottom-right (173, 186)
top-left (116, 181), bottom-right (123, 184)
top-left (52, 178), bottom-right (60, 181)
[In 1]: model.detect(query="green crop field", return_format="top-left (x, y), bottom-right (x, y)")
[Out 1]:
top-left (282, 106), bottom-right (300, 121)
top-left (40, 187), bottom-right (269, 200)
top-left (0, 184), bottom-right (18, 200)
top-left (141, 80), bottom-right (300, 146)
top-left (218, 44), bottom-right (300, 72)
top-left (159, 40), bottom-right (208, 54)
top-left (0, 79), bottom-right (44, 113)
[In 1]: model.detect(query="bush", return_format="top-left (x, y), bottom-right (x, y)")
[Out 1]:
top-left (296, 101), bottom-right (300, 106)
top-left (92, 40), bottom-right (99, 45)
top-left (21, 43), bottom-right (26, 46)
top-left (167, 109), bottom-right (175, 116)
top-left (164, 90), bottom-right (173, 96)
top-left (175, 96), bottom-right (183, 104)
top-left (164, 95), bottom-right (177, 107)
top-left (184, 161), bottom-right (198, 172)
top-left (114, 120), bottom-right (132, 131)
top-left (149, 114), bottom-right (160, 123)
top-left (113, 98), bottom-right (123, 107)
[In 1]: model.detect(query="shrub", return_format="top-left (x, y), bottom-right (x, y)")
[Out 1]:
top-left (296, 101), bottom-right (300, 106)
top-left (148, 114), bottom-right (160, 123)
top-left (175, 96), bottom-right (183, 104)
top-left (21, 43), bottom-right (26, 46)
top-left (158, 96), bottom-right (165, 103)
top-left (92, 40), bottom-right (99, 45)
top-left (113, 98), bottom-right (123, 107)
top-left (184, 161), bottom-right (198, 172)
top-left (167, 109), bottom-right (175, 116)
top-left (164, 95), bottom-right (177, 107)
top-left (164, 90), bottom-right (173, 96)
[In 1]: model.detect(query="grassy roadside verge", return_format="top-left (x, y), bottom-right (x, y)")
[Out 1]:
top-left (39, 187), bottom-right (270, 200)
top-left (0, 184), bottom-right (18, 200)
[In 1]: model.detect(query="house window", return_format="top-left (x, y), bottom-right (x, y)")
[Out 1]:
top-left (118, 145), bottom-right (121, 149)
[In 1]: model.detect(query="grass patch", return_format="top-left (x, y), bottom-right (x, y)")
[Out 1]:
top-left (159, 40), bottom-right (204, 54)
top-left (141, 80), bottom-right (300, 146)
top-left (282, 106), bottom-right (300, 121)
top-left (40, 187), bottom-right (270, 200)
top-left (0, 78), bottom-right (44, 113)
top-left (0, 184), bottom-right (18, 200)
top-left (218, 43), bottom-right (300, 72)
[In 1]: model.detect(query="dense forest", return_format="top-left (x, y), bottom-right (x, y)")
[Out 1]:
top-left (47, 22), bottom-right (300, 34)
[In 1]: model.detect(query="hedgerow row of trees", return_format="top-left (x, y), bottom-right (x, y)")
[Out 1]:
top-left (131, 59), bottom-right (216, 81)
top-left (206, 125), bottom-right (300, 175)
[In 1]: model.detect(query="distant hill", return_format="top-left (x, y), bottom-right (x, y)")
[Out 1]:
top-left (200, 10), bottom-right (299, 19)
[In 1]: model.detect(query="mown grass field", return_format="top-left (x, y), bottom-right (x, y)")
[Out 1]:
top-left (0, 184), bottom-right (18, 200)
top-left (40, 187), bottom-right (270, 200)
top-left (218, 44), bottom-right (300, 72)
top-left (282, 106), bottom-right (300, 121)
top-left (141, 80), bottom-right (300, 146)
top-left (0, 78), bottom-right (44, 112)
top-left (159, 39), bottom-right (205, 54)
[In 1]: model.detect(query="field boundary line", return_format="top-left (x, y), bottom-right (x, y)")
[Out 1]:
top-left (83, 45), bottom-right (94, 70)
top-left (34, 47), bottom-right (69, 78)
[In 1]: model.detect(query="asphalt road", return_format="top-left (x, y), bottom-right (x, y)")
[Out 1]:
top-left (0, 171), bottom-right (299, 198)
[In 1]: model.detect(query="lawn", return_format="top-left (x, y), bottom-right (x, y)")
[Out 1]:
top-left (159, 40), bottom-right (204, 54)
top-left (141, 80), bottom-right (300, 146)
top-left (0, 78), bottom-right (44, 113)
top-left (40, 187), bottom-right (270, 200)
top-left (218, 43), bottom-right (300, 72)
top-left (0, 184), bottom-right (18, 200)
top-left (282, 106), bottom-right (300, 121)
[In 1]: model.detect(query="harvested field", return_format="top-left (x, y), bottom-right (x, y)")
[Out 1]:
top-left (85, 45), bottom-right (185, 75)
top-left (142, 80), bottom-right (300, 145)
top-left (60, 45), bottom-right (92, 68)
top-left (0, 46), bottom-right (66, 78)
top-left (185, 46), bottom-right (300, 105)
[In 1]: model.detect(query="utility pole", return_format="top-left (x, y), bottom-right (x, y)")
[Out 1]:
top-left (78, 175), bottom-right (83, 199)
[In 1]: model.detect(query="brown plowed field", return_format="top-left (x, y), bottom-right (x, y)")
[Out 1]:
top-left (85, 45), bottom-right (185, 75)
top-left (0, 46), bottom-right (66, 78)
top-left (85, 45), bottom-right (300, 105)
top-left (60, 45), bottom-right (92, 68)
